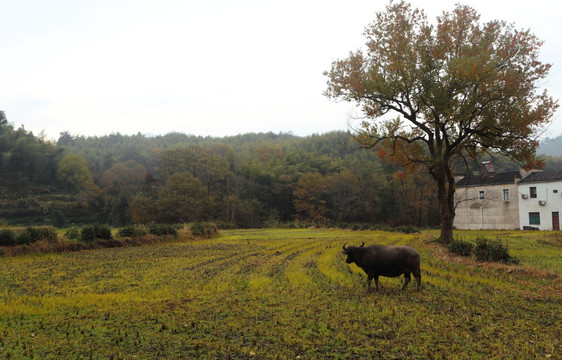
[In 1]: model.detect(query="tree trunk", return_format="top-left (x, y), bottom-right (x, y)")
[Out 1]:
top-left (436, 166), bottom-right (456, 244)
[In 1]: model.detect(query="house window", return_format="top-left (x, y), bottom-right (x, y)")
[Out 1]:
top-left (530, 187), bottom-right (537, 198)
top-left (479, 190), bottom-right (485, 200)
top-left (554, 189), bottom-right (559, 194)
top-left (529, 212), bottom-right (540, 225)
top-left (503, 189), bottom-right (509, 201)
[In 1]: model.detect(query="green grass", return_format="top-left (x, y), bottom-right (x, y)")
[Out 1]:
top-left (0, 228), bottom-right (560, 359)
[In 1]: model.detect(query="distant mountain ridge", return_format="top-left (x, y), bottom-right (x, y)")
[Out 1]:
top-left (538, 134), bottom-right (562, 157)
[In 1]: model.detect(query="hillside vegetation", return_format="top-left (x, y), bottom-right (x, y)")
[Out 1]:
top-left (1, 229), bottom-right (560, 359)
top-left (3, 118), bottom-right (562, 229)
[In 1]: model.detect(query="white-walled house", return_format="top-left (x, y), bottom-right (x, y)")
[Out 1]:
top-left (454, 168), bottom-right (562, 231)
top-left (517, 170), bottom-right (562, 231)
top-left (454, 171), bottom-right (522, 230)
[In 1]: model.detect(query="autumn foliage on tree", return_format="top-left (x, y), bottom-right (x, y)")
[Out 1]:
top-left (324, 1), bottom-right (558, 242)
top-left (293, 173), bottom-right (329, 226)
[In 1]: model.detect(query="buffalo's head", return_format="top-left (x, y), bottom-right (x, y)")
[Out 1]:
top-left (342, 242), bottom-right (364, 264)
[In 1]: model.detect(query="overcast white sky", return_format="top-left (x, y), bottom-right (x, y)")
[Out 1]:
top-left (1, 0), bottom-right (561, 140)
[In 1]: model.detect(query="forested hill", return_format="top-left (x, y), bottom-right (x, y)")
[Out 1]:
top-left (0, 123), bottom-right (435, 227)
top-left (537, 134), bottom-right (562, 157)
top-left (2, 118), bottom-right (562, 228)
top-left (62, 130), bottom-right (361, 166)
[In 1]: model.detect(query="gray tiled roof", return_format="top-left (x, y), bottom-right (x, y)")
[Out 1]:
top-left (518, 170), bottom-right (562, 184)
top-left (455, 171), bottom-right (521, 187)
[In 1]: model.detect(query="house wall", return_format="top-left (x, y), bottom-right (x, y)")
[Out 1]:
top-left (518, 180), bottom-right (562, 230)
top-left (454, 183), bottom-right (520, 230)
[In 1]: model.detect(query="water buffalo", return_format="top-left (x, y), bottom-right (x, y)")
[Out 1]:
top-left (342, 242), bottom-right (421, 292)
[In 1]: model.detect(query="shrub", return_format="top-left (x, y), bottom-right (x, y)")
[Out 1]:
top-left (16, 227), bottom-right (58, 244)
top-left (118, 225), bottom-right (136, 238)
top-left (80, 225), bottom-right (96, 242)
top-left (41, 227), bottom-right (59, 243)
top-left (15, 228), bottom-right (33, 244)
top-left (0, 229), bottom-right (17, 246)
top-left (190, 222), bottom-right (203, 236)
top-left (118, 224), bottom-right (148, 238)
top-left (94, 224), bottom-right (112, 240)
top-left (447, 238), bottom-right (474, 257)
top-left (190, 222), bottom-right (218, 238)
top-left (81, 224), bottom-right (113, 242)
top-left (147, 223), bottom-right (177, 236)
top-left (136, 224), bottom-right (150, 236)
top-left (474, 236), bottom-right (519, 264)
top-left (64, 227), bottom-right (81, 240)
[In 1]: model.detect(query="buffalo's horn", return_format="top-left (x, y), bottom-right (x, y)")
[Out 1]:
top-left (360, 241), bottom-right (364, 247)
top-left (342, 243), bottom-right (348, 250)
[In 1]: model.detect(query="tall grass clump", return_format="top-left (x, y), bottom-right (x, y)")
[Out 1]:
top-left (474, 236), bottom-right (519, 264)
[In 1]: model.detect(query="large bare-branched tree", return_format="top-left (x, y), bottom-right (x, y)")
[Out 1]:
top-left (324, 1), bottom-right (558, 242)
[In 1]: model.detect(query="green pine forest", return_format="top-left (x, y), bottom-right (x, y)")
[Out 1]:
top-left (2, 118), bottom-right (562, 229)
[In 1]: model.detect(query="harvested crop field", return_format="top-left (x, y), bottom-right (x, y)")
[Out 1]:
top-left (1, 228), bottom-right (560, 359)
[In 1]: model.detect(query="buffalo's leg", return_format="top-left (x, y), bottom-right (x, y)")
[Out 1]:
top-left (374, 275), bottom-right (380, 292)
top-left (366, 275), bottom-right (374, 293)
top-left (413, 265), bottom-right (422, 290)
top-left (401, 272), bottom-right (411, 290)
top-left (415, 274), bottom-right (421, 290)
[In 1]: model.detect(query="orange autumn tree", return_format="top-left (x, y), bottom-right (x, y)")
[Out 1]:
top-left (324, 1), bottom-right (558, 243)
top-left (293, 173), bottom-right (329, 226)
